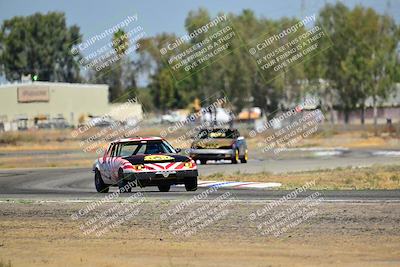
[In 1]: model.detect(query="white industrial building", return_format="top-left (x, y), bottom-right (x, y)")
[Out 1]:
top-left (0, 82), bottom-right (142, 131)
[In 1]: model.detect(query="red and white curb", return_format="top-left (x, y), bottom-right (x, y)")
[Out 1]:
top-left (177, 180), bottom-right (281, 189)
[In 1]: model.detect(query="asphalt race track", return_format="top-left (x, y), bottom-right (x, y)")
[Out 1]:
top-left (1, 150), bottom-right (400, 201)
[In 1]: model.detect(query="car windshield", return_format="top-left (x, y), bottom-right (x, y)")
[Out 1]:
top-left (118, 140), bottom-right (176, 157)
top-left (196, 129), bottom-right (237, 139)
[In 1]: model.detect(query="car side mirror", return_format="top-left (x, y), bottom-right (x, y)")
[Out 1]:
top-left (175, 148), bottom-right (182, 153)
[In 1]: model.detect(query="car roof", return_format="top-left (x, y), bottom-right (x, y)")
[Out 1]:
top-left (111, 137), bottom-right (163, 144)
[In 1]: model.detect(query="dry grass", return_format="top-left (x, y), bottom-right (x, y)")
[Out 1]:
top-left (0, 126), bottom-right (399, 150)
top-left (0, 143), bottom-right (80, 152)
top-left (203, 164), bottom-right (400, 190)
top-left (0, 154), bottom-right (93, 169)
top-left (0, 130), bottom-right (71, 145)
top-left (0, 260), bottom-right (12, 267)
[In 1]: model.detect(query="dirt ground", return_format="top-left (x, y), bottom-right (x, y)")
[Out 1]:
top-left (0, 200), bottom-right (399, 267)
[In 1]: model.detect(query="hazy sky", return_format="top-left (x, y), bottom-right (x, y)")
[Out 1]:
top-left (1, 0), bottom-right (399, 40)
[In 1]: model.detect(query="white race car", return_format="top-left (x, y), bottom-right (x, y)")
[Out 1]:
top-left (93, 137), bottom-right (198, 192)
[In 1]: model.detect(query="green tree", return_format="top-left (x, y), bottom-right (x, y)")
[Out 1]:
top-left (113, 29), bottom-right (129, 56)
top-left (136, 4), bottom-right (399, 121)
top-left (92, 29), bottom-right (137, 102)
top-left (315, 3), bottom-right (399, 127)
top-left (0, 12), bottom-right (81, 82)
top-left (137, 33), bottom-right (190, 110)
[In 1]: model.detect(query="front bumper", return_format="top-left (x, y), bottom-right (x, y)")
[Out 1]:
top-left (122, 169), bottom-right (198, 187)
top-left (189, 148), bottom-right (234, 160)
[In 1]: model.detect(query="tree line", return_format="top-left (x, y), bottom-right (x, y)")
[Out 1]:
top-left (0, 3), bottom-right (399, 124)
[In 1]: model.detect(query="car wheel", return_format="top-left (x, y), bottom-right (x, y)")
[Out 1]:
top-left (231, 149), bottom-right (239, 164)
top-left (158, 184), bottom-right (171, 192)
top-left (200, 159), bottom-right (207, 165)
top-left (240, 149), bottom-right (248, 163)
top-left (185, 178), bottom-right (198, 191)
top-left (95, 169), bottom-right (109, 193)
top-left (118, 169), bottom-right (131, 193)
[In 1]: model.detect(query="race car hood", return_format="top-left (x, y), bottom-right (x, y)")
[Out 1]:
top-left (191, 138), bottom-right (234, 149)
top-left (122, 154), bottom-right (190, 164)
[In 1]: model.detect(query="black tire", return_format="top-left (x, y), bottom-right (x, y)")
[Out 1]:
top-left (158, 184), bottom-right (171, 192)
top-left (118, 169), bottom-right (131, 193)
top-left (240, 149), bottom-right (248, 163)
top-left (200, 159), bottom-right (207, 165)
top-left (231, 149), bottom-right (239, 164)
top-left (185, 178), bottom-right (198, 191)
top-left (95, 169), bottom-right (109, 193)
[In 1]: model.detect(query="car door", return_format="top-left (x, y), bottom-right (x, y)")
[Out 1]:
top-left (103, 143), bottom-right (116, 182)
top-left (109, 143), bottom-right (121, 181)
top-left (99, 144), bottom-right (111, 179)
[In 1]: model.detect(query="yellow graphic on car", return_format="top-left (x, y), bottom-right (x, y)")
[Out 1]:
top-left (204, 143), bottom-right (220, 148)
top-left (196, 143), bottom-right (220, 149)
top-left (209, 132), bottom-right (226, 138)
top-left (144, 155), bottom-right (174, 161)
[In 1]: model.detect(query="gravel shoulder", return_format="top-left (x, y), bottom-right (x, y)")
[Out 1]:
top-left (1, 201), bottom-right (399, 267)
